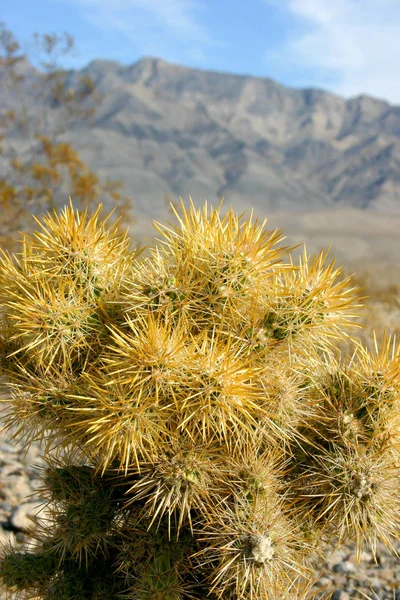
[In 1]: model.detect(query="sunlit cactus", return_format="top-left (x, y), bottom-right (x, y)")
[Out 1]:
top-left (0, 198), bottom-right (399, 599)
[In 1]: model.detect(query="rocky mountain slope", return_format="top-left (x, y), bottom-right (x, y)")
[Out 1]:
top-left (2, 56), bottom-right (400, 225)
top-left (77, 57), bottom-right (400, 215)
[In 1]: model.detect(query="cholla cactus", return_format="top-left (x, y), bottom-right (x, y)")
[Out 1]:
top-left (0, 198), bottom-right (399, 600)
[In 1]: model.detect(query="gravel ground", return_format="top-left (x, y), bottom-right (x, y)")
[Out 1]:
top-left (308, 542), bottom-right (400, 600)
top-left (0, 396), bottom-right (399, 600)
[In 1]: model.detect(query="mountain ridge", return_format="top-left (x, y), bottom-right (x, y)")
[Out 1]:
top-left (2, 55), bottom-right (400, 222)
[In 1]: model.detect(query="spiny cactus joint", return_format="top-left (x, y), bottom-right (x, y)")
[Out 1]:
top-left (0, 197), bottom-right (399, 599)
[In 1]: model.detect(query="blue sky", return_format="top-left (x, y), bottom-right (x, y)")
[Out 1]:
top-left (2, 0), bottom-right (400, 104)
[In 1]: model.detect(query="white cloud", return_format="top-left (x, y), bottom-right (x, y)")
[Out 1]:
top-left (64, 0), bottom-right (226, 65)
top-left (264, 0), bottom-right (400, 103)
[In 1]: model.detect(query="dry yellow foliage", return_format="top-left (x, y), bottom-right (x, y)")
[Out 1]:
top-left (0, 22), bottom-right (133, 250)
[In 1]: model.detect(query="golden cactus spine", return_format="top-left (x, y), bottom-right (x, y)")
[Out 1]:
top-left (0, 198), bottom-right (399, 600)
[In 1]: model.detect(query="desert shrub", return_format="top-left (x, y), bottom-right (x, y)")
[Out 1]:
top-left (0, 199), bottom-right (399, 600)
top-left (0, 23), bottom-right (133, 250)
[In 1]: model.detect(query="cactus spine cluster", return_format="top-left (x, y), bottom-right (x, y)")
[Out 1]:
top-left (0, 199), bottom-right (400, 599)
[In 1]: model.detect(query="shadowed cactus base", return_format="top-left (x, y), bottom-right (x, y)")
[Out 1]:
top-left (0, 198), bottom-right (399, 599)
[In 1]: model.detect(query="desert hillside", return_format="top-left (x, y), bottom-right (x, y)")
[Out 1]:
top-left (2, 56), bottom-right (400, 226)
